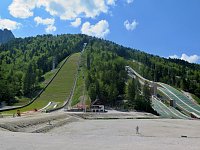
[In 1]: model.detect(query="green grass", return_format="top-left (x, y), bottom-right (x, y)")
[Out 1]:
top-left (70, 52), bottom-right (91, 108)
top-left (71, 53), bottom-right (86, 107)
top-left (11, 97), bottom-right (31, 106)
top-left (3, 53), bottom-right (80, 114)
top-left (191, 94), bottom-right (200, 104)
top-left (157, 90), bottom-right (170, 105)
top-left (85, 94), bottom-right (91, 107)
top-left (40, 70), bottom-right (57, 88)
top-left (71, 67), bottom-right (85, 106)
top-left (10, 58), bottom-right (67, 107)
top-left (40, 58), bottom-right (66, 88)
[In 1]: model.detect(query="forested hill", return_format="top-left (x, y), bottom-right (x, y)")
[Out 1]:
top-left (0, 34), bottom-right (200, 105)
top-left (83, 38), bottom-right (200, 105)
top-left (0, 34), bottom-right (88, 103)
top-left (85, 37), bottom-right (200, 84)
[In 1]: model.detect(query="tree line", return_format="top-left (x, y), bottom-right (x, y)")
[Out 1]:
top-left (86, 38), bottom-right (200, 98)
top-left (84, 41), bottom-right (153, 112)
top-left (0, 34), bottom-right (199, 111)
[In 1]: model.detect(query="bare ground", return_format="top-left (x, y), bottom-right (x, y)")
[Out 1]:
top-left (0, 111), bottom-right (200, 150)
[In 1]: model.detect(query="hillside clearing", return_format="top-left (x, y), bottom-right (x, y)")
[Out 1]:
top-left (3, 53), bottom-right (80, 114)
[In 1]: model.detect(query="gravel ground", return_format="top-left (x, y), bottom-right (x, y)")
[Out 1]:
top-left (0, 112), bottom-right (200, 150)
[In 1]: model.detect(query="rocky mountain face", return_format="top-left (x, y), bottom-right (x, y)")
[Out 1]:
top-left (0, 29), bottom-right (15, 44)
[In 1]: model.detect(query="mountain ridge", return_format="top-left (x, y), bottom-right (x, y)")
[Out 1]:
top-left (0, 29), bottom-right (15, 44)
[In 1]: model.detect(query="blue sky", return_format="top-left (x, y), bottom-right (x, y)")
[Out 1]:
top-left (0, 0), bottom-right (200, 64)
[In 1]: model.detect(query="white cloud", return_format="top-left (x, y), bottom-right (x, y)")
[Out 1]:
top-left (169, 53), bottom-right (200, 63)
top-left (124, 20), bottom-right (138, 31)
top-left (0, 18), bottom-right (21, 30)
top-left (34, 16), bottom-right (56, 33)
top-left (9, 0), bottom-right (36, 19)
top-left (169, 55), bottom-right (179, 59)
top-left (9, 0), bottom-right (114, 20)
top-left (40, 0), bottom-right (108, 20)
top-left (127, 0), bottom-right (134, 4)
top-left (81, 20), bottom-right (110, 38)
top-left (34, 17), bottom-right (55, 26)
top-left (181, 54), bottom-right (200, 63)
top-left (71, 18), bottom-right (81, 27)
top-left (45, 25), bottom-right (56, 33)
top-left (107, 0), bottom-right (116, 5)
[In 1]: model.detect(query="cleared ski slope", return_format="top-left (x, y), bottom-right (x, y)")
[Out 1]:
top-left (1, 53), bottom-right (81, 114)
top-left (158, 83), bottom-right (200, 117)
top-left (126, 66), bottom-right (196, 119)
top-left (152, 96), bottom-right (189, 119)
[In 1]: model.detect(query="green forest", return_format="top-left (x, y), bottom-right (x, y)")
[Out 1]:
top-left (0, 34), bottom-right (200, 111)
top-left (0, 34), bottom-right (88, 104)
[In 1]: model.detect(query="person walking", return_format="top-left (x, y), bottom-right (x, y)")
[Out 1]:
top-left (136, 125), bottom-right (139, 134)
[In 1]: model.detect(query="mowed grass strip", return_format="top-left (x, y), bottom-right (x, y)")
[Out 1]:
top-left (71, 66), bottom-right (85, 106)
top-left (71, 52), bottom-right (87, 107)
top-left (71, 52), bottom-right (91, 108)
top-left (5, 53), bottom-right (80, 113)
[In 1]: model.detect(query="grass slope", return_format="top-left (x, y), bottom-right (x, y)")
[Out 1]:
top-left (5, 53), bottom-right (80, 113)
top-left (70, 52), bottom-right (91, 107)
top-left (191, 94), bottom-right (200, 104)
top-left (70, 61), bottom-right (85, 106)
top-left (11, 58), bottom-right (68, 107)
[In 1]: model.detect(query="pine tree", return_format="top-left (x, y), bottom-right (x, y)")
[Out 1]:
top-left (127, 79), bottom-right (136, 106)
